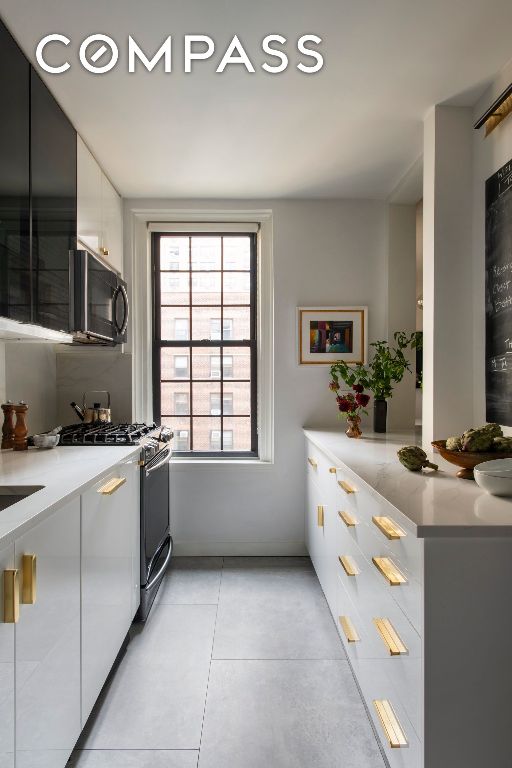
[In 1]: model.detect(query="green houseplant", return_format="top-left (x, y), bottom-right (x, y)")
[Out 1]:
top-left (329, 331), bottom-right (422, 433)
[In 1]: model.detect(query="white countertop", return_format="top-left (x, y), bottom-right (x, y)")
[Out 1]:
top-left (304, 429), bottom-right (512, 537)
top-left (0, 444), bottom-right (140, 547)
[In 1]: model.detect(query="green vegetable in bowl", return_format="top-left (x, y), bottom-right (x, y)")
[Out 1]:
top-left (398, 446), bottom-right (438, 472)
top-left (446, 436), bottom-right (463, 451)
top-left (493, 436), bottom-right (512, 452)
top-left (462, 424), bottom-right (503, 452)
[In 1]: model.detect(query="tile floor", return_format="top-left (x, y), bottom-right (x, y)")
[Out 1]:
top-left (69, 557), bottom-right (385, 768)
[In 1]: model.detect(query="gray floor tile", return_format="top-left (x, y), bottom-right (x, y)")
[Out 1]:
top-left (198, 660), bottom-right (384, 768)
top-left (223, 556), bottom-right (311, 569)
top-left (80, 605), bottom-right (216, 750)
top-left (213, 567), bottom-right (344, 659)
top-left (157, 557), bottom-right (223, 605)
top-left (69, 751), bottom-right (198, 767)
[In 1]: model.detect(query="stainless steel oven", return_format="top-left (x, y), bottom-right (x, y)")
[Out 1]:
top-left (70, 249), bottom-right (129, 344)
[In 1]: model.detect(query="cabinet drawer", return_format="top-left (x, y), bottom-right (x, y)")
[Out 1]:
top-left (354, 658), bottom-right (423, 761)
top-left (305, 441), bottom-right (340, 487)
top-left (336, 574), bottom-right (422, 661)
top-left (306, 475), bottom-right (335, 611)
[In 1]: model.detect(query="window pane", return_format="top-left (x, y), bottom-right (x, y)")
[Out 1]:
top-left (160, 237), bottom-right (189, 270)
top-left (224, 272), bottom-right (250, 305)
top-left (192, 382), bottom-right (221, 415)
top-left (191, 237), bottom-right (221, 270)
top-left (223, 417), bottom-right (252, 451)
top-left (192, 417), bottom-right (221, 450)
top-left (230, 347), bottom-right (251, 379)
top-left (160, 383), bottom-right (190, 415)
top-left (191, 271), bottom-right (221, 305)
top-left (191, 347), bottom-right (221, 379)
top-left (223, 236), bottom-right (251, 270)
top-left (223, 309), bottom-right (250, 340)
top-left (222, 392), bottom-right (233, 415)
top-left (161, 348), bottom-right (190, 380)
top-left (227, 382), bottom-right (251, 415)
top-left (161, 307), bottom-right (190, 340)
top-left (160, 272), bottom-right (189, 305)
top-left (161, 417), bottom-right (190, 450)
top-left (192, 307), bottom-right (221, 339)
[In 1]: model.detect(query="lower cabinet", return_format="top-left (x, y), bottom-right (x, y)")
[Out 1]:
top-left (15, 496), bottom-right (81, 768)
top-left (81, 456), bottom-right (139, 723)
top-left (0, 543), bottom-right (15, 768)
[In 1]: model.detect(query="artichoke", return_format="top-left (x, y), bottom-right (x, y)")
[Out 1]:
top-left (493, 436), bottom-right (512, 452)
top-left (446, 436), bottom-right (463, 451)
top-left (398, 446), bottom-right (438, 472)
top-left (462, 424), bottom-right (503, 452)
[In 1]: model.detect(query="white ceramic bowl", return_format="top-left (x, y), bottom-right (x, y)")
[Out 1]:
top-left (32, 434), bottom-right (60, 449)
top-left (474, 458), bottom-right (512, 476)
top-left (474, 463), bottom-right (512, 497)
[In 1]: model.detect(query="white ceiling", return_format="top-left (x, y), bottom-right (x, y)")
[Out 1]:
top-left (1, 0), bottom-right (511, 199)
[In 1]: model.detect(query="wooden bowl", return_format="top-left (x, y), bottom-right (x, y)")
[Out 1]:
top-left (431, 440), bottom-right (512, 480)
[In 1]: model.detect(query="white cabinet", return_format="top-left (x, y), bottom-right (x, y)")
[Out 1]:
top-left (15, 496), bottom-right (81, 768)
top-left (77, 136), bottom-right (123, 275)
top-left (0, 542), bottom-right (15, 768)
top-left (81, 456), bottom-right (139, 723)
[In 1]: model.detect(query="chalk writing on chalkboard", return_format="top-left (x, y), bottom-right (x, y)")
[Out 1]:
top-left (486, 158), bottom-right (512, 425)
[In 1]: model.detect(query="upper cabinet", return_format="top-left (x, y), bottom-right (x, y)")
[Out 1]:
top-left (0, 22), bottom-right (31, 325)
top-left (31, 70), bottom-right (77, 333)
top-left (77, 137), bottom-right (123, 275)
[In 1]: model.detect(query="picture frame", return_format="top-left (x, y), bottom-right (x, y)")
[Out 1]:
top-left (297, 306), bottom-right (368, 366)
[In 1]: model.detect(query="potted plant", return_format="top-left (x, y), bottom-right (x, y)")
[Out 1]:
top-left (329, 331), bottom-right (421, 433)
top-left (329, 381), bottom-right (370, 438)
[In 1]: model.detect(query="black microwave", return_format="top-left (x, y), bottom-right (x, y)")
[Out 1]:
top-left (70, 250), bottom-right (129, 345)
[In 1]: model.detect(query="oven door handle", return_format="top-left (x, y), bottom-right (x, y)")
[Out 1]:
top-left (145, 535), bottom-right (173, 591)
top-left (145, 447), bottom-right (171, 477)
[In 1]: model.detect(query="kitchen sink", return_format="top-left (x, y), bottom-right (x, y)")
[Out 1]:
top-left (0, 486), bottom-right (44, 512)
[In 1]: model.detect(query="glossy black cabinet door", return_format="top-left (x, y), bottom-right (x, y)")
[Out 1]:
top-left (31, 70), bottom-right (76, 332)
top-left (0, 22), bottom-right (31, 322)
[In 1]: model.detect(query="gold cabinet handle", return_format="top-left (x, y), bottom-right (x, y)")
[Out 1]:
top-left (372, 516), bottom-right (406, 540)
top-left (372, 557), bottom-right (407, 586)
top-left (21, 554), bottom-right (36, 605)
top-left (373, 618), bottom-right (408, 655)
top-left (339, 555), bottom-right (360, 576)
top-left (373, 700), bottom-right (408, 748)
top-left (98, 477), bottom-right (126, 496)
top-left (338, 510), bottom-right (358, 527)
top-left (317, 505), bottom-right (324, 527)
top-left (3, 569), bottom-right (19, 624)
top-left (339, 615), bottom-right (360, 643)
top-left (338, 480), bottom-right (356, 494)
top-left (100, 246), bottom-right (110, 257)
top-left (329, 467), bottom-right (337, 474)
top-left (307, 457), bottom-right (318, 469)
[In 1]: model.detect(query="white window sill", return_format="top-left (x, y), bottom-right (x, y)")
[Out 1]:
top-left (170, 458), bottom-right (274, 469)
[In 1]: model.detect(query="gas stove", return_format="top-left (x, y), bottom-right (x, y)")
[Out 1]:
top-left (58, 422), bottom-right (172, 448)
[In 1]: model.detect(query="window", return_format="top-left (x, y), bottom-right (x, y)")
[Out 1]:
top-left (174, 355), bottom-right (189, 378)
top-left (153, 233), bottom-right (257, 456)
top-left (210, 393), bottom-right (233, 416)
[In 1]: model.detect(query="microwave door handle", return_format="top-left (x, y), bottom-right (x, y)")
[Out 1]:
top-left (113, 284), bottom-right (129, 335)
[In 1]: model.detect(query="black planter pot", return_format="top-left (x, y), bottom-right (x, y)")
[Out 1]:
top-left (373, 399), bottom-right (388, 433)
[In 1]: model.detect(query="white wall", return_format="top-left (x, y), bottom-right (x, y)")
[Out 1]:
top-left (125, 197), bottom-right (391, 555)
top-left (472, 59), bottom-right (512, 434)
top-left (2, 343), bottom-right (58, 435)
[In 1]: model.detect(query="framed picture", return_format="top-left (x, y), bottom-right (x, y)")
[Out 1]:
top-left (297, 307), bottom-right (368, 365)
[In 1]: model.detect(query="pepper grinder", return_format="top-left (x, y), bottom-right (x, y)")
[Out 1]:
top-left (1, 401), bottom-right (15, 449)
top-left (13, 402), bottom-right (28, 451)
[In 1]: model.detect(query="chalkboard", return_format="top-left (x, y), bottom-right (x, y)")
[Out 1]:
top-left (486, 158), bottom-right (512, 425)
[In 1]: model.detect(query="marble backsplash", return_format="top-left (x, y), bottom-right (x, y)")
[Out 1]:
top-left (56, 350), bottom-right (133, 427)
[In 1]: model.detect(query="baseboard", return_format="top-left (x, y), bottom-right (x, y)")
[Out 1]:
top-left (173, 540), bottom-right (307, 556)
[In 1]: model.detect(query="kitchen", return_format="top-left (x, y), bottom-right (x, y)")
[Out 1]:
top-left (1, 2), bottom-right (512, 768)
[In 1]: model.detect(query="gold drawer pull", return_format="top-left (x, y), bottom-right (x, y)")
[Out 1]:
top-left (339, 510), bottom-right (358, 527)
top-left (339, 615), bottom-right (360, 643)
top-left (3, 569), bottom-right (19, 624)
top-left (373, 700), bottom-right (408, 748)
top-left (372, 516), bottom-right (406, 540)
top-left (98, 477), bottom-right (126, 496)
top-left (317, 505), bottom-right (324, 527)
top-left (339, 555), bottom-right (360, 576)
top-left (372, 557), bottom-right (407, 586)
top-left (307, 457), bottom-right (318, 469)
top-left (338, 480), bottom-right (356, 494)
top-left (21, 554), bottom-right (36, 605)
top-left (329, 467), bottom-right (337, 474)
top-left (373, 618), bottom-right (408, 655)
